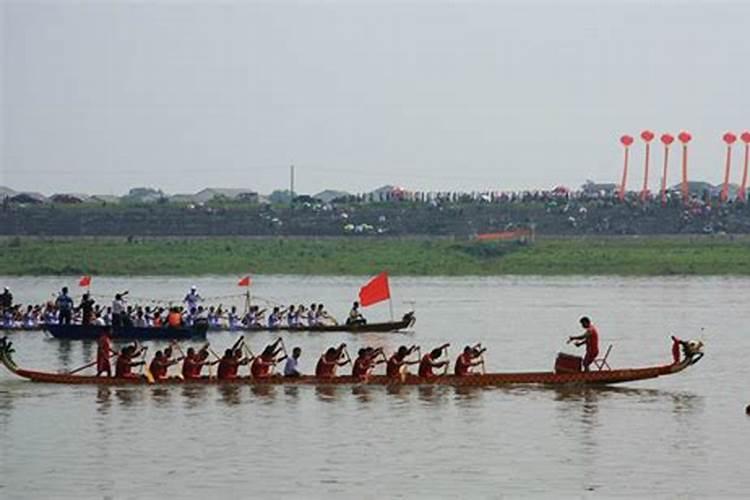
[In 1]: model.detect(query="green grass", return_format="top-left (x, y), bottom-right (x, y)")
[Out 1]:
top-left (1, 236), bottom-right (750, 276)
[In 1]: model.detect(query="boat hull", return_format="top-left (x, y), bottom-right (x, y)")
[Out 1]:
top-left (226, 315), bottom-right (415, 334)
top-left (44, 323), bottom-right (208, 341)
top-left (11, 362), bottom-right (694, 387)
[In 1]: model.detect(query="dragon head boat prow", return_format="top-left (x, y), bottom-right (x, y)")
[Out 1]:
top-left (0, 336), bottom-right (19, 373)
top-left (671, 336), bottom-right (704, 370)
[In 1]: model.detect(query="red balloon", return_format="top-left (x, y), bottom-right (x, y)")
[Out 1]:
top-left (641, 130), bottom-right (655, 142)
top-left (678, 131), bottom-right (692, 144)
top-left (660, 133), bottom-right (674, 145)
top-left (723, 132), bottom-right (737, 144)
top-left (741, 132), bottom-right (750, 144)
top-left (620, 135), bottom-right (634, 146)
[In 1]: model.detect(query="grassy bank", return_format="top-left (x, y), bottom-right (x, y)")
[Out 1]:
top-left (1, 236), bottom-right (749, 276)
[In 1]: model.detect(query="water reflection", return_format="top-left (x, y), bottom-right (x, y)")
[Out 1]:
top-left (315, 385), bottom-right (341, 402)
top-left (453, 386), bottom-right (483, 405)
top-left (96, 386), bottom-right (112, 415)
top-left (250, 385), bottom-right (277, 399)
top-left (0, 389), bottom-right (14, 427)
top-left (114, 387), bottom-right (144, 407)
top-left (150, 387), bottom-right (172, 407)
top-left (283, 386), bottom-right (301, 400)
top-left (217, 385), bottom-right (241, 406)
top-left (351, 385), bottom-right (374, 403)
top-left (417, 385), bottom-right (451, 407)
top-left (56, 340), bottom-right (73, 370)
top-left (181, 385), bottom-right (209, 408)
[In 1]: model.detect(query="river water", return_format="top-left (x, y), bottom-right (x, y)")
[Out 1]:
top-left (0, 275), bottom-right (747, 498)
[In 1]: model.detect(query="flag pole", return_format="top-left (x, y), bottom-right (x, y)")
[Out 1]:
top-left (389, 297), bottom-right (394, 322)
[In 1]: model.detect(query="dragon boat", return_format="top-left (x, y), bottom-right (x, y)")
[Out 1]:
top-left (224, 312), bottom-right (416, 334)
top-left (6, 312), bottom-right (416, 336)
top-left (0, 336), bottom-right (703, 387)
top-left (44, 321), bottom-right (209, 341)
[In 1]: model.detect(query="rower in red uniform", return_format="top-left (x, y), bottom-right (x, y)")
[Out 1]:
top-left (115, 344), bottom-right (146, 379)
top-left (315, 343), bottom-right (349, 378)
top-left (194, 348), bottom-right (219, 377)
top-left (181, 347), bottom-right (199, 379)
top-left (567, 316), bottom-right (600, 372)
top-left (418, 343), bottom-right (450, 378)
top-left (149, 351), bottom-right (169, 380)
top-left (352, 347), bottom-right (385, 380)
top-left (251, 338), bottom-right (286, 378)
top-left (96, 329), bottom-right (117, 377)
top-left (386, 345), bottom-right (419, 379)
top-left (454, 344), bottom-right (485, 376)
top-left (217, 337), bottom-right (250, 380)
top-left (181, 345), bottom-right (216, 379)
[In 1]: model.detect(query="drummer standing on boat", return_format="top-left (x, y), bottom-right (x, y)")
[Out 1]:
top-left (567, 316), bottom-right (600, 372)
top-left (96, 329), bottom-right (117, 377)
top-left (184, 286), bottom-right (203, 312)
top-left (55, 287), bottom-right (74, 325)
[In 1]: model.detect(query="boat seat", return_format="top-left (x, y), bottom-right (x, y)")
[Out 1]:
top-left (593, 345), bottom-right (612, 371)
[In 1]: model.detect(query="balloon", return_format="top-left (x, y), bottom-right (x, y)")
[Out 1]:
top-left (660, 133), bottom-right (674, 145)
top-left (723, 132), bottom-right (737, 144)
top-left (641, 130), bottom-right (655, 142)
top-left (678, 131), bottom-right (692, 144)
top-left (741, 132), bottom-right (750, 144)
top-left (620, 135), bottom-right (634, 146)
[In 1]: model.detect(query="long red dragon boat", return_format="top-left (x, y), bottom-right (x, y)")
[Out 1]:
top-left (0, 337), bottom-right (703, 387)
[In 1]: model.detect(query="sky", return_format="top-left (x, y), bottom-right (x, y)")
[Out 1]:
top-left (1, 0), bottom-right (749, 196)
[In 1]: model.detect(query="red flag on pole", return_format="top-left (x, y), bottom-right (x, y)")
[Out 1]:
top-left (358, 272), bottom-right (391, 307)
top-left (79, 275), bottom-right (91, 287)
top-left (238, 276), bottom-right (251, 287)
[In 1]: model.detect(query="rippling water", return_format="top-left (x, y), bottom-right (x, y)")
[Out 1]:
top-left (0, 275), bottom-right (748, 498)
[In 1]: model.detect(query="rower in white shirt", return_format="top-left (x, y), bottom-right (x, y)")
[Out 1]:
top-left (283, 347), bottom-right (302, 377)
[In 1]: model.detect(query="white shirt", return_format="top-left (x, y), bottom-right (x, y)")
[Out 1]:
top-left (284, 357), bottom-right (300, 376)
top-left (112, 299), bottom-right (126, 315)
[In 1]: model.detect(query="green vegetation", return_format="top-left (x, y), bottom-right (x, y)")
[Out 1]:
top-left (1, 236), bottom-right (749, 276)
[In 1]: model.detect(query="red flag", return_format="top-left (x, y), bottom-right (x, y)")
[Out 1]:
top-left (358, 272), bottom-right (391, 307)
top-left (79, 275), bottom-right (91, 287)
top-left (237, 276), bottom-right (251, 287)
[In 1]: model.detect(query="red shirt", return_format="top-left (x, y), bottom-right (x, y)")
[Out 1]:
top-left (386, 355), bottom-right (404, 377)
top-left (97, 336), bottom-right (112, 370)
top-left (454, 354), bottom-right (472, 376)
top-left (115, 354), bottom-right (135, 378)
top-left (352, 356), bottom-right (371, 378)
top-left (217, 358), bottom-right (238, 380)
top-left (182, 356), bottom-right (200, 379)
top-left (251, 356), bottom-right (273, 378)
top-left (149, 358), bottom-right (168, 379)
top-left (418, 354), bottom-right (436, 378)
top-left (315, 356), bottom-right (337, 378)
top-left (585, 325), bottom-right (600, 359)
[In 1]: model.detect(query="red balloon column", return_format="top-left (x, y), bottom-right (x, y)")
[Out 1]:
top-left (660, 133), bottom-right (674, 207)
top-left (678, 131), bottom-right (692, 203)
top-left (738, 132), bottom-right (750, 203)
top-left (721, 132), bottom-right (737, 203)
top-left (640, 130), bottom-right (655, 202)
top-left (618, 135), bottom-right (634, 202)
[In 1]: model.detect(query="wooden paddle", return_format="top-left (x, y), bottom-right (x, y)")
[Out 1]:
top-left (67, 353), bottom-right (117, 375)
top-left (442, 346), bottom-right (450, 376)
top-left (342, 346), bottom-right (353, 366)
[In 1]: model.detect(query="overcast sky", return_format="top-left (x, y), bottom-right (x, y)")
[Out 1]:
top-left (1, 0), bottom-right (749, 196)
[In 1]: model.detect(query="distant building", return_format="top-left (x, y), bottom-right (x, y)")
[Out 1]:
top-left (314, 190), bottom-right (351, 204)
top-left (581, 180), bottom-right (618, 196)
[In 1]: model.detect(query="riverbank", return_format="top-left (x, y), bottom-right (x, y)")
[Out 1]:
top-left (1, 236), bottom-right (749, 276)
